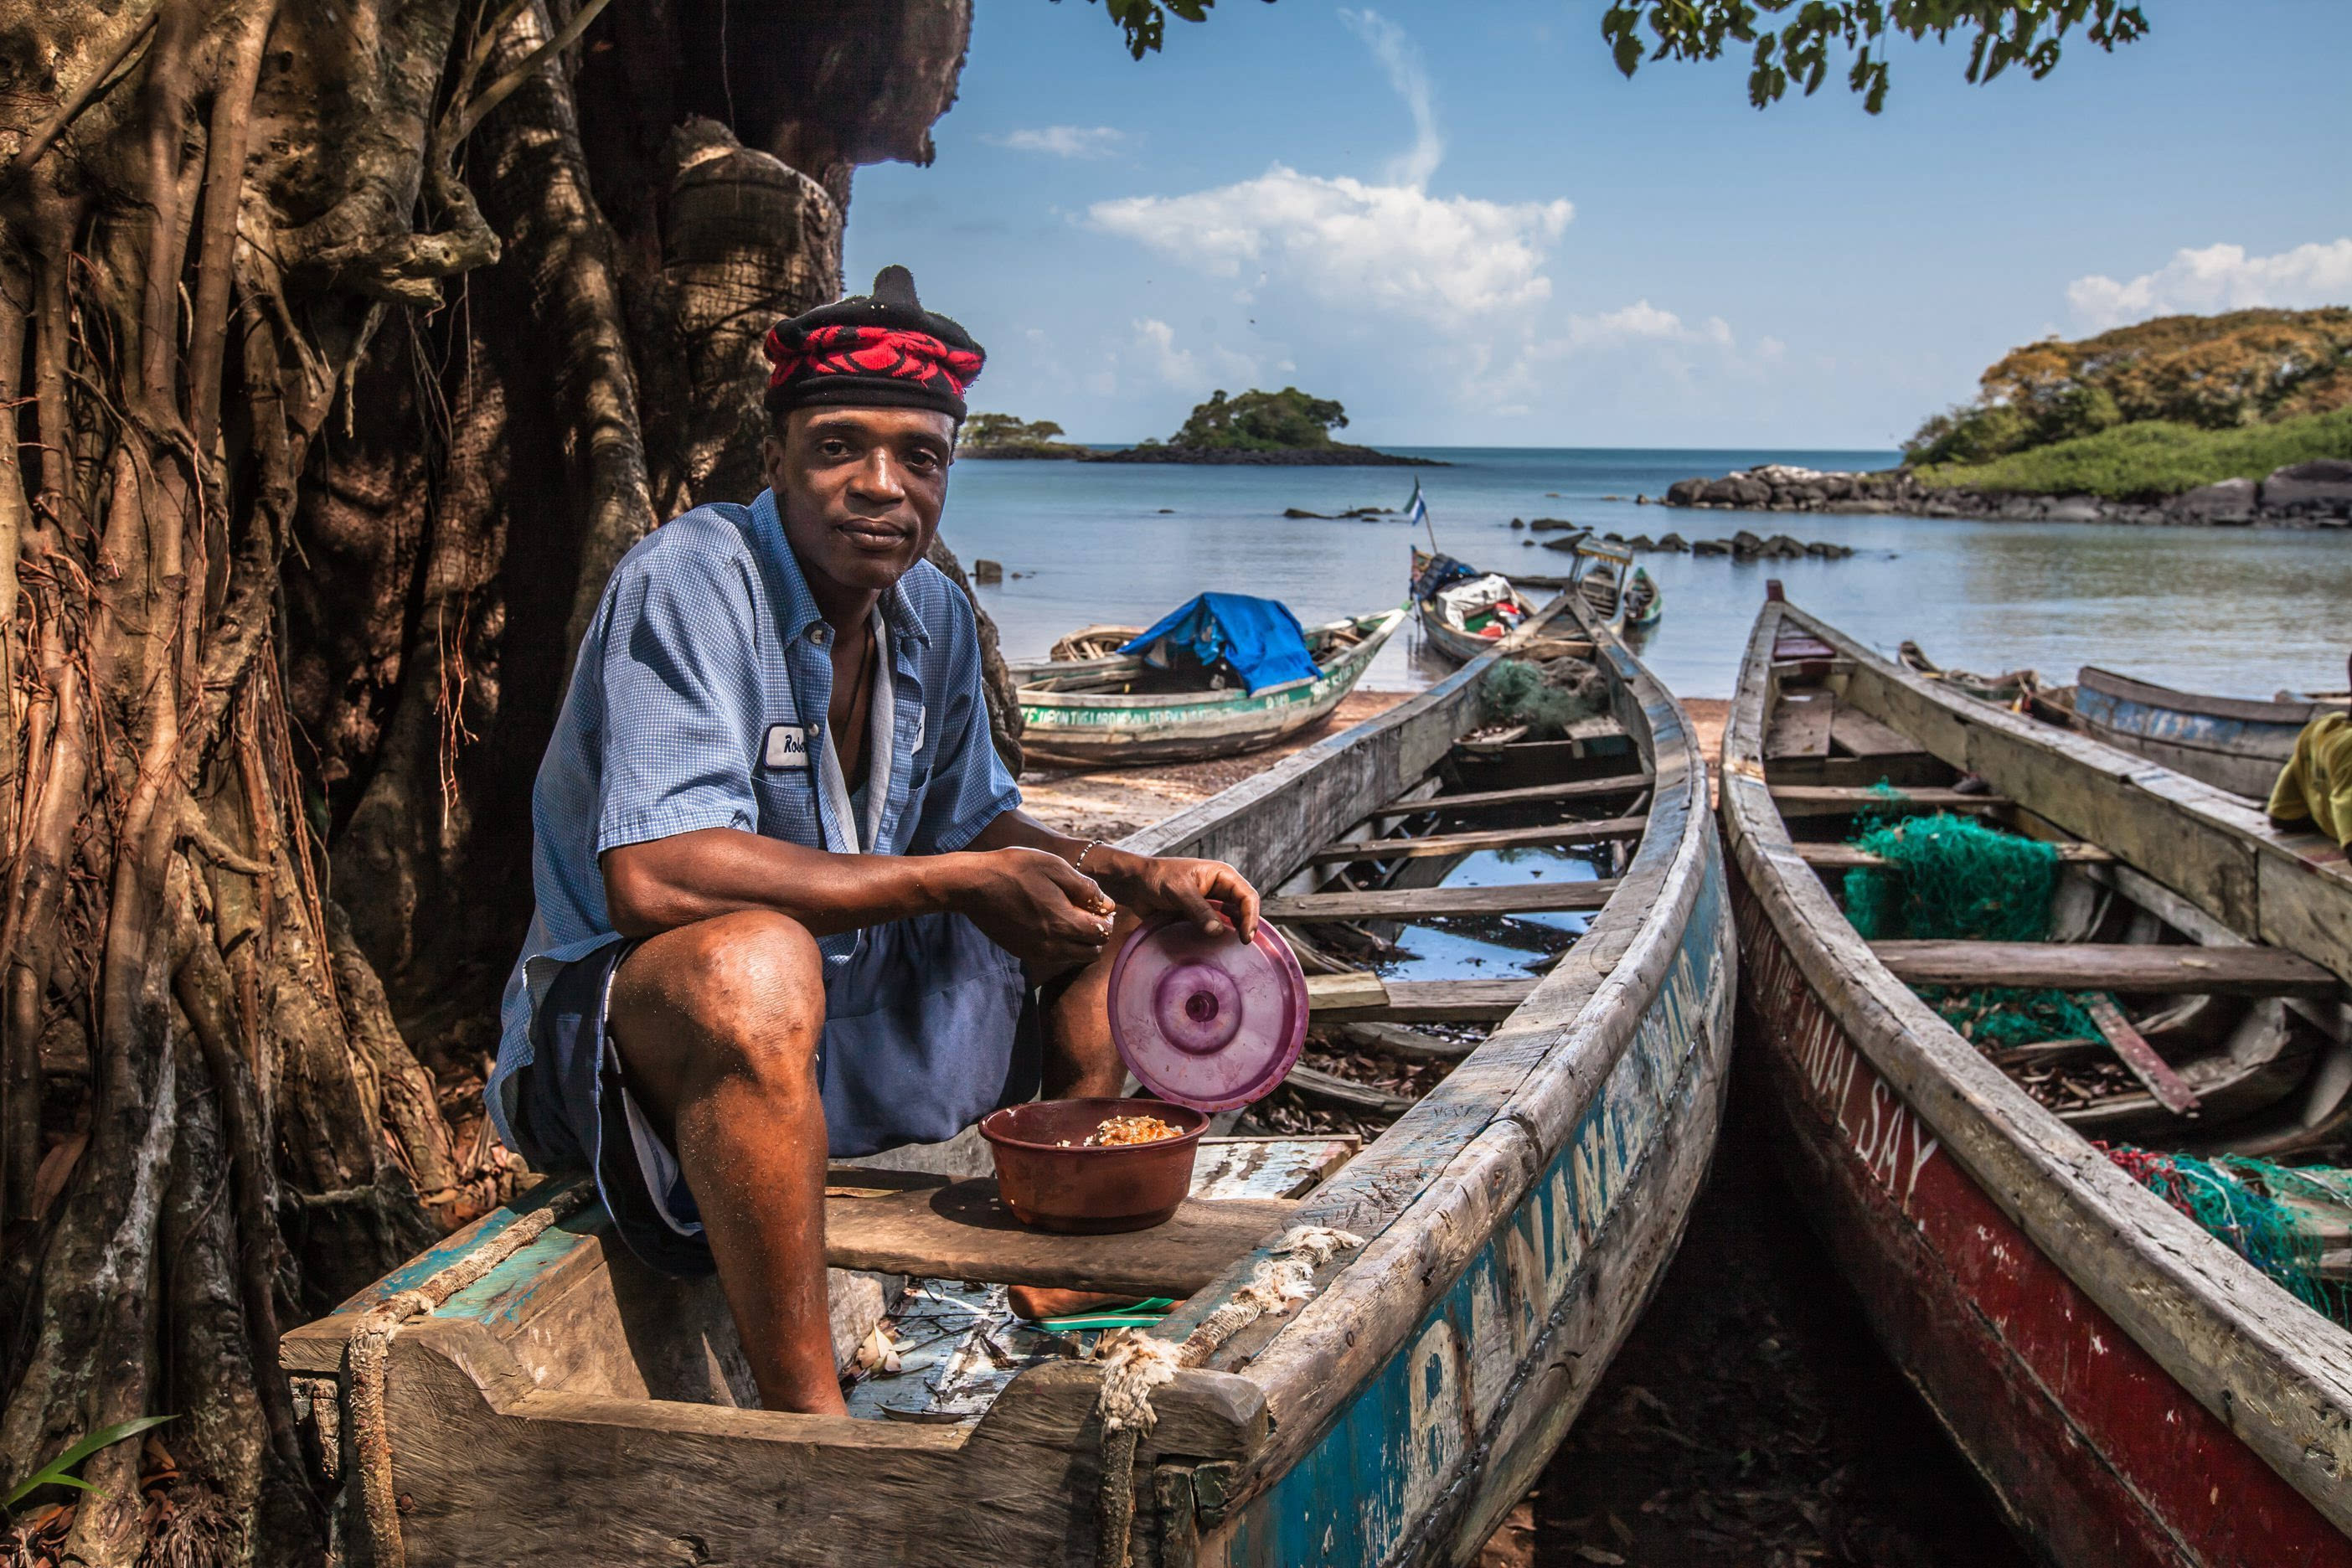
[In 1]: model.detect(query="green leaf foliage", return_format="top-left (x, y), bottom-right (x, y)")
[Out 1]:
top-left (1599, 2), bottom-right (2148, 113)
top-left (1905, 308), bottom-right (2352, 467)
top-left (1911, 406), bottom-right (2352, 501)
top-left (3, 1416), bottom-right (175, 1511)
top-left (1168, 387), bottom-right (1349, 451)
top-left (958, 414), bottom-right (1091, 459)
top-left (1060, 0), bottom-right (1276, 59)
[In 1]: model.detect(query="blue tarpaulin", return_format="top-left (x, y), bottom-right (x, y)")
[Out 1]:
top-left (1118, 593), bottom-right (1322, 694)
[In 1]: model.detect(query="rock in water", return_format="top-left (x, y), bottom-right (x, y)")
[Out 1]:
top-left (2262, 460), bottom-right (2352, 516)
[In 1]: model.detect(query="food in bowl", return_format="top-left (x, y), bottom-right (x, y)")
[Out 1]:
top-left (977, 1097), bottom-right (1209, 1234)
top-left (1083, 1113), bottom-right (1181, 1148)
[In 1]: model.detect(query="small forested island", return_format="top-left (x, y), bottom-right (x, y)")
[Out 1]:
top-left (1664, 308), bottom-right (2352, 525)
top-left (957, 387), bottom-right (1443, 466)
top-left (957, 414), bottom-right (1094, 459)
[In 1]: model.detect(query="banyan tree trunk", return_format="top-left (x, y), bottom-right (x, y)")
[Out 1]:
top-left (0, 3), bottom-right (982, 1560)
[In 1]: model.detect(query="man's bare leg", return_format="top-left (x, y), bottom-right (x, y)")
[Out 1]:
top-left (605, 909), bottom-right (846, 1415)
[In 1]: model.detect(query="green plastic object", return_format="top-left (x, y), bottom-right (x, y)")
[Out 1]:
top-left (1036, 1297), bottom-right (1175, 1331)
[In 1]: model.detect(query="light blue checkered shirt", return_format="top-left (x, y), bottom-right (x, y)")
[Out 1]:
top-left (487, 488), bottom-right (1021, 1152)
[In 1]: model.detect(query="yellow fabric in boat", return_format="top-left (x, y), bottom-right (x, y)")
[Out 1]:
top-left (2268, 711), bottom-right (2352, 848)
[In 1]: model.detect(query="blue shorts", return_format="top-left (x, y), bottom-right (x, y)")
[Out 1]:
top-left (509, 913), bottom-right (1041, 1277)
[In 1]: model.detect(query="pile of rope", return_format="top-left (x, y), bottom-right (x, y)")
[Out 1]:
top-left (2102, 1144), bottom-right (2352, 1323)
top-left (1090, 1225), bottom-right (1363, 1568)
top-left (1480, 656), bottom-right (1607, 740)
top-left (1842, 801), bottom-right (2097, 1049)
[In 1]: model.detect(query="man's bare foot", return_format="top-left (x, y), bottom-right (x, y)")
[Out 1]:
top-left (1008, 1285), bottom-right (1134, 1321)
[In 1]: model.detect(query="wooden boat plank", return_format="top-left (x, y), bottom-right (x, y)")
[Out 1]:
top-left (821, 1173), bottom-right (1297, 1296)
top-left (2085, 993), bottom-right (2203, 1116)
top-left (1308, 813), bottom-right (1648, 864)
top-left (1283, 1065), bottom-right (1415, 1117)
top-left (2081, 663), bottom-right (2330, 729)
top-left (1334, 1021), bottom-right (1479, 1061)
top-left (1766, 688), bottom-right (1835, 758)
top-left (1723, 600), bottom-right (2352, 1550)
top-left (1266, 879), bottom-right (1619, 921)
top-left (1303, 974), bottom-right (1538, 1023)
top-left (1769, 784), bottom-right (2011, 816)
top-left (1869, 940), bottom-right (2336, 996)
top-left (1370, 770), bottom-right (1652, 820)
top-left (1191, 1137), bottom-right (1359, 1201)
top-left (1828, 705), bottom-right (1923, 758)
top-left (1796, 841), bottom-right (2114, 868)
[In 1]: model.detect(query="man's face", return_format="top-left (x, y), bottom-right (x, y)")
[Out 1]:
top-left (764, 405), bottom-right (956, 596)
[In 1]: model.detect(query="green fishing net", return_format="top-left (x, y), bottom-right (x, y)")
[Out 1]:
top-left (1842, 800), bottom-right (2098, 1049)
top-left (1479, 657), bottom-right (1606, 740)
top-left (2105, 1145), bottom-right (2352, 1323)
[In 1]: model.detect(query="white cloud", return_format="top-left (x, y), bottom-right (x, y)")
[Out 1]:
top-left (2067, 239), bottom-right (2352, 330)
top-left (1338, 9), bottom-right (1442, 188)
top-left (986, 126), bottom-right (1130, 159)
top-left (1127, 319), bottom-right (1258, 392)
top-left (1091, 168), bottom-right (1571, 321)
top-left (1562, 300), bottom-right (1734, 350)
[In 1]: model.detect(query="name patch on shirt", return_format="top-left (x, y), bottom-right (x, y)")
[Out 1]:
top-left (763, 724), bottom-right (812, 770)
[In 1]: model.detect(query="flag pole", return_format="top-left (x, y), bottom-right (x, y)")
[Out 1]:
top-left (1411, 481), bottom-right (1438, 553)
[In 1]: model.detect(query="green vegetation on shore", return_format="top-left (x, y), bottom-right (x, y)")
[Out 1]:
top-left (959, 414), bottom-right (1091, 459)
top-left (1911, 406), bottom-right (2352, 499)
top-left (1154, 387), bottom-right (1350, 451)
top-left (1904, 308), bottom-right (2352, 497)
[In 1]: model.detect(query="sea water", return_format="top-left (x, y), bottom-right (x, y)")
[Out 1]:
top-left (943, 446), bottom-right (2351, 701)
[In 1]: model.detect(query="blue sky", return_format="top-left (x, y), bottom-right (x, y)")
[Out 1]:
top-left (846, 1), bottom-right (2352, 448)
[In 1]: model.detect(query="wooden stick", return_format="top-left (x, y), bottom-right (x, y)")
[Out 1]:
top-left (2085, 993), bottom-right (2201, 1117)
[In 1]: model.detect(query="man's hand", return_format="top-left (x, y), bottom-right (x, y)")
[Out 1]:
top-left (946, 846), bottom-right (1118, 968)
top-left (1089, 848), bottom-right (1261, 944)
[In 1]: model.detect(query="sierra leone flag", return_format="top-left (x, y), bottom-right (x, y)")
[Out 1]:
top-left (1406, 481), bottom-right (1431, 541)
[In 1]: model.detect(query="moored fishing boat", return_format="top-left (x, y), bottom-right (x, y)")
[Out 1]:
top-left (283, 593), bottom-right (1734, 1568)
top-left (1012, 597), bottom-right (1406, 767)
top-left (1622, 565), bottom-right (1662, 631)
top-left (1410, 547), bottom-right (1537, 665)
top-left (2053, 665), bottom-right (2347, 802)
top-left (1721, 587), bottom-right (2352, 1566)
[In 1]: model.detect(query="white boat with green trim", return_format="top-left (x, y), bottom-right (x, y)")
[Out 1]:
top-left (1014, 608), bottom-right (1408, 767)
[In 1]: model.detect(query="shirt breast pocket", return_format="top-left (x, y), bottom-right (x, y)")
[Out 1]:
top-left (751, 764), bottom-right (825, 846)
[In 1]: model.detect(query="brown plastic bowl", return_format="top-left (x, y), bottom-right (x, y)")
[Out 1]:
top-left (977, 1097), bottom-right (1209, 1235)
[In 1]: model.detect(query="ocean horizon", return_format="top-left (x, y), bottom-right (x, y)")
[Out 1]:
top-left (944, 446), bottom-right (2349, 704)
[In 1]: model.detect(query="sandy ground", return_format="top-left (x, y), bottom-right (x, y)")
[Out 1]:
top-left (1019, 692), bottom-right (1728, 842)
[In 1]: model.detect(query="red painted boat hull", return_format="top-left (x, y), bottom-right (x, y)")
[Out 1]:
top-left (1730, 856), bottom-right (2352, 1568)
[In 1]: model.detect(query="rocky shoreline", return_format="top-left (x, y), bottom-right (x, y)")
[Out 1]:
top-left (1659, 458), bottom-right (2352, 527)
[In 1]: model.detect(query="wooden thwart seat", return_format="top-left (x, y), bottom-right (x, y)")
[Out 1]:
top-left (1770, 785), bottom-right (2010, 817)
top-left (1302, 973), bottom-right (1537, 1022)
top-left (1310, 814), bottom-right (1646, 865)
top-left (821, 1172), bottom-right (1296, 1297)
top-left (1870, 941), bottom-right (2339, 998)
top-left (1372, 771), bottom-right (1653, 821)
top-left (1801, 842), bottom-right (2114, 869)
top-left (1266, 880), bottom-right (1618, 921)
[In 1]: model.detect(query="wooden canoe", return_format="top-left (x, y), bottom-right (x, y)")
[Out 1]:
top-left (2059, 665), bottom-right (2344, 802)
top-left (1410, 549), bottom-right (1537, 667)
top-left (1013, 608), bottom-right (1407, 767)
top-left (1720, 589), bottom-right (2352, 1566)
top-left (281, 593), bottom-right (1735, 1568)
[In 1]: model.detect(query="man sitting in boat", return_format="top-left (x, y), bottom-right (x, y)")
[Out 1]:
top-left (2267, 652), bottom-right (2352, 848)
top-left (490, 267), bottom-right (1260, 1416)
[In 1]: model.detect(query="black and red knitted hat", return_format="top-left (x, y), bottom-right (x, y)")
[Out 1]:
top-left (762, 266), bottom-right (985, 423)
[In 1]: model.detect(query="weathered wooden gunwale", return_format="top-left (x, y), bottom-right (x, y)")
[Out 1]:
top-left (2065, 664), bottom-right (2343, 802)
top-left (1720, 596), bottom-right (2352, 1565)
top-left (1016, 607), bottom-right (1407, 766)
top-left (281, 593), bottom-right (1733, 1568)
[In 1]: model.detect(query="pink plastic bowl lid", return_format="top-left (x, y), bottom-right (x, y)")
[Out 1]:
top-left (1107, 916), bottom-right (1308, 1112)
